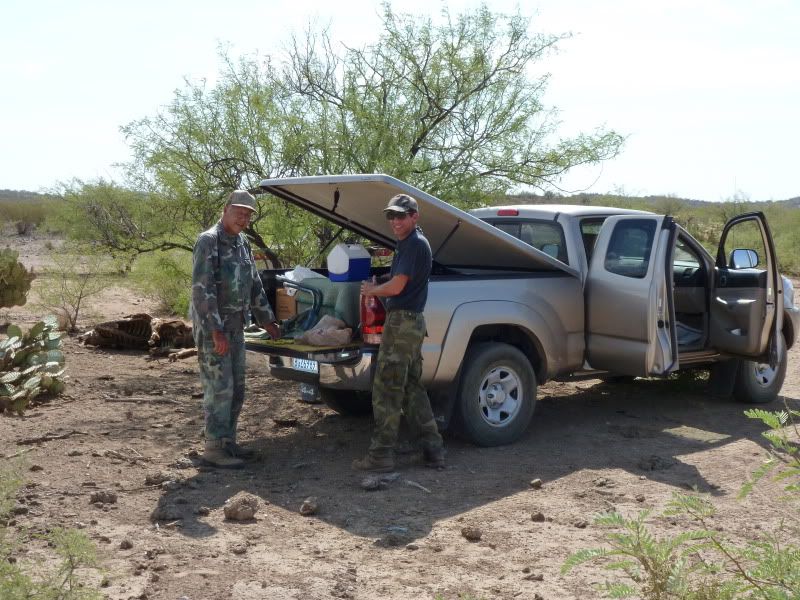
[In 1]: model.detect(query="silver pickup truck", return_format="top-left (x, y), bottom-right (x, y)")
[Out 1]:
top-left (252, 174), bottom-right (799, 447)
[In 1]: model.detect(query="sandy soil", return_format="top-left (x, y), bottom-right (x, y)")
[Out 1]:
top-left (2, 230), bottom-right (799, 600)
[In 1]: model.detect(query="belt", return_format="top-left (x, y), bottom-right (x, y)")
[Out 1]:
top-left (388, 309), bottom-right (422, 316)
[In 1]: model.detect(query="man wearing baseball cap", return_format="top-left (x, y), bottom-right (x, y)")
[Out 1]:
top-left (190, 190), bottom-right (280, 468)
top-left (353, 193), bottom-right (445, 472)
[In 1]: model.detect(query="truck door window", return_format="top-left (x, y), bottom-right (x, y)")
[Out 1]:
top-left (485, 220), bottom-right (568, 264)
top-left (604, 219), bottom-right (656, 279)
top-left (721, 219), bottom-right (766, 269)
top-left (579, 218), bottom-right (605, 263)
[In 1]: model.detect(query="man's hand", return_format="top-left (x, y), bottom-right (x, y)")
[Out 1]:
top-left (360, 280), bottom-right (377, 296)
top-left (265, 322), bottom-right (281, 340)
top-left (212, 330), bottom-right (229, 355)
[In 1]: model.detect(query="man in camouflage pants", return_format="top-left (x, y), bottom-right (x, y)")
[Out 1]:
top-left (353, 193), bottom-right (445, 473)
top-left (190, 190), bottom-right (280, 468)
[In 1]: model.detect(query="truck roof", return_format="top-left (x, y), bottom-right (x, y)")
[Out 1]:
top-left (469, 204), bottom-right (654, 219)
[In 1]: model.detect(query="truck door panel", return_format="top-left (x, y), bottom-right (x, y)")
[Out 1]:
top-left (585, 216), bottom-right (678, 377)
top-left (710, 213), bottom-right (782, 358)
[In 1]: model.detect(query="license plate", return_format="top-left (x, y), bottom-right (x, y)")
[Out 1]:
top-left (292, 358), bottom-right (319, 373)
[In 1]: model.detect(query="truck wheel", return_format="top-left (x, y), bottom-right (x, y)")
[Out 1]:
top-left (732, 333), bottom-right (787, 404)
top-left (319, 389), bottom-right (373, 416)
top-left (457, 343), bottom-right (536, 447)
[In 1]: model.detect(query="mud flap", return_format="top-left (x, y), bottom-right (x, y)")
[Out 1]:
top-left (429, 388), bottom-right (457, 431)
top-left (709, 360), bottom-right (738, 398)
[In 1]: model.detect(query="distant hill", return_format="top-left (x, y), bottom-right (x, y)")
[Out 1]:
top-left (501, 191), bottom-right (800, 209)
top-left (2, 186), bottom-right (798, 208)
top-left (0, 189), bottom-right (57, 202)
top-left (785, 196), bottom-right (800, 207)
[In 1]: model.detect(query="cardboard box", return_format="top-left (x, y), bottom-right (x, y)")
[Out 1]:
top-left (275, 288), bottom-right (297, 321)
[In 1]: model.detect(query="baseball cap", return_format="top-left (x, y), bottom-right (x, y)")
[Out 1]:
top-left (383, 193), bottom-right (419, 214)
top-left (226, 190), bottom-right (257, 212)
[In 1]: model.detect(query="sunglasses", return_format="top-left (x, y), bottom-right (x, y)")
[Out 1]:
top-left (385, 212), bottom-right (410, 221)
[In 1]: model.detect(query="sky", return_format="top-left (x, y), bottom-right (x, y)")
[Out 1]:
top-left (1, 0), bottom-right (798, 202)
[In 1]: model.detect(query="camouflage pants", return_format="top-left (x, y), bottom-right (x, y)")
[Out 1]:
top-left (369, 310), bottom-right (443, 458)
top-left (196, 328), bottom-right (246, 442)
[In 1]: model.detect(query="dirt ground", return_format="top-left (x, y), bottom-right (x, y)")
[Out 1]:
top-left (2, 231), bottom-right (799, 600)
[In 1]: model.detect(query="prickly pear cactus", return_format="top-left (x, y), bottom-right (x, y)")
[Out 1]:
top-left (0, 248), bottom-right (35, 309)
top-left (0, 316), bottom-right (66, 415)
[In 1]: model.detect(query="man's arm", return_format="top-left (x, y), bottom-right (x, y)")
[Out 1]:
top-left (191, 234), bottom-right (224, 334)
top-left (191, 234), bottom-right (231, 355)
top-left (360, 275), bottom-right (408, 298)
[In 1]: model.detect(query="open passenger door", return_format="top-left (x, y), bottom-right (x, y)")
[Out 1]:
top-left (709, 212), bottom-right (783, 362)
top-left (585, 215), bottom-right (679, 377)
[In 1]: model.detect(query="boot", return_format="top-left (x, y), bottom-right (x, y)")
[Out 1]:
top-left (351, 453), bottom-right (395, 473)
top-left (201, 439), bottom-right (245, 469)
top-left (225, 440), bottom-right (256, 460)
top-left (423, 446), bottom-right (446, 470)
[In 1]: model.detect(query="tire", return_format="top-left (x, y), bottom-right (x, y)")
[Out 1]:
top-left (732, 333), bottom-right (787, 404)
top-left (319, 388), bottom-right (373, 416)
top-left (456, 343), bottom-right (537, 447)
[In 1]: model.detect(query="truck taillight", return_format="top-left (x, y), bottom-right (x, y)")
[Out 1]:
top-left (360, 293), bottom-right (385, 344)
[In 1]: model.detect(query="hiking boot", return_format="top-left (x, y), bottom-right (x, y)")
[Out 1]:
top-left (201, 440), bottom-right (245, 469)
top-left (351, 454), bottom-right (395, 473)
top-left (225, 440), bottom-right (256, 459)
top-left (423, 447), bottom-right (446, 470)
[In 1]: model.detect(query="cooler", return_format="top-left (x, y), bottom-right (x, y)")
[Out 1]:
top-left (326, 243), bottom-right (371, 282)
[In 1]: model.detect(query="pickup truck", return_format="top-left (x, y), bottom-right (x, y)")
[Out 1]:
top-left (251, 174), bottom-right (799, 447)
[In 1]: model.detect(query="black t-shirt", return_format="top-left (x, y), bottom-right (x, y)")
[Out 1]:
top-left (386, 228), bottom-right (432, 313)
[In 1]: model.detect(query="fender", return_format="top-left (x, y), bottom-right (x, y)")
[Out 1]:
top-left (432, 300), bottom-right (572, 384)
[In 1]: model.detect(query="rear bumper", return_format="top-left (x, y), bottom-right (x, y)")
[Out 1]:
top-left (265, 347), bottom-right (378, 392)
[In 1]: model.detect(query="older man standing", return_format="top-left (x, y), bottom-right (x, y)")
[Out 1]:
top-left (190, 190), bottom-right (280, 468)
top-left (353, 193), bottom-right (445, 473)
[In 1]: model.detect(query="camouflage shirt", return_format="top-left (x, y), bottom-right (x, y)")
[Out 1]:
top-left (190, 221), bottom-right (275, 334)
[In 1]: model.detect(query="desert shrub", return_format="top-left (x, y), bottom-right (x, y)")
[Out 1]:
top-left (33, 247), bottom-right (111, 333)
top-left (131, 250), bottom-right (192, 317)
top-left (0, 464), bottom-right (101, 599)
top-left (0, 199), bottom-right (52, 230)
top-left (563, 406), bottom-right (800, 599)
top-left (0, 249), bottom-right (35, 310)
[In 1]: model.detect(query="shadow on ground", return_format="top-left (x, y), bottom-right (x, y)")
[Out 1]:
top-left (148, 371), bottom-right (799, 543)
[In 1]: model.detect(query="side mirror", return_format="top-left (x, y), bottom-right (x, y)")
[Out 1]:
top-left (729, 248), bottom-right (759, 269)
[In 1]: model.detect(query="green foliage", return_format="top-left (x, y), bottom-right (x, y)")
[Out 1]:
top-left (51, 179), bottom-right (187, 260)
top-left (57, 3), bottom-right (622, 271)
top-left (1, 465), bottom-right (100, 600)
top-left (0, 196), bottom-right (56, 230)
top-left (0, 249), bottom-right (35, 309)
top-left (0, 316), bottom-right (66, 415)
top-left (131, 249), bottom-right (192, 316)
top-left (563, 408), bottom-right (800, 599)
top-left (561, 508), bottom-right (722, 599)
top-left (740, 407), bottom-right (800, 499)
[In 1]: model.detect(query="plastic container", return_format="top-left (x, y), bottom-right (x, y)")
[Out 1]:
top-left (326, 243), bottom-right (371, 282)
